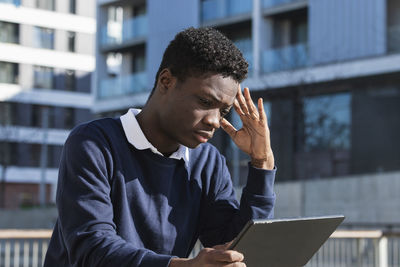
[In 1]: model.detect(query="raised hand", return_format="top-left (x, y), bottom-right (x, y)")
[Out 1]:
top-left (220, 86), bottom-right (274, 170)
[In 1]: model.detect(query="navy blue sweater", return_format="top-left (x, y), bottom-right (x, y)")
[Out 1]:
top-left (44, 118), bottom-right (276, 267)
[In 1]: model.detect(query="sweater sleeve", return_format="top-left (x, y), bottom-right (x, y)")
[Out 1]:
top-left (55, 130), bottom-right (173, 267)
top-left (199, 156), bottom-right (276, 247)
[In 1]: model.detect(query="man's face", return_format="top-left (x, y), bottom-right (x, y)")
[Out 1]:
top-left (159, 73), bottom-right (238, 149)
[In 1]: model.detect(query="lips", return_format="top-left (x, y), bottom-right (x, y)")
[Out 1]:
top-left (194, 131), bottom-right (213, 143)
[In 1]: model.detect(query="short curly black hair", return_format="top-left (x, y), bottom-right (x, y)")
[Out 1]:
top-left (150, 27), bottom-right (248, 96)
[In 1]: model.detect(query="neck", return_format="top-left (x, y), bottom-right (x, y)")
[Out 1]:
top-left (136, 104), bottom-right (180, 156)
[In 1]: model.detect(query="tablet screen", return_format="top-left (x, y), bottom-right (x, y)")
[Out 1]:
top-left (229, 215), bottom-right (344, 267)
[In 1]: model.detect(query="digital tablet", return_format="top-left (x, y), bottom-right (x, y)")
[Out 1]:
top-left (228, 215), bottom-right (345, 267)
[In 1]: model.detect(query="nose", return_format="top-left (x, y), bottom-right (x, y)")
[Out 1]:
top-left (203, 109), bottom-right (221, 129)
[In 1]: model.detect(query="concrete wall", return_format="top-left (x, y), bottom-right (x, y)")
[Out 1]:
top-left (0, 207), bottom-right (57, 229)
top-left (274, 171), bottom-right (400, 227)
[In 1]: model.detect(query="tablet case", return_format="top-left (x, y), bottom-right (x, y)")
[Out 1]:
top-left (229, 215), bottom-right (345, 267)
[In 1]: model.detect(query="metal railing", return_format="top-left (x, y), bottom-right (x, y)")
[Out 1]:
top-left (262, 43), bottom-right (308, 73)
top-left (98, 72), bottom-right (148, 99)
top-left (0, 229), bottom-right (51, 267)
top-left (307, 230), bottom-right (400, 267)
top-left (1, 229), bottom-right (399, 266)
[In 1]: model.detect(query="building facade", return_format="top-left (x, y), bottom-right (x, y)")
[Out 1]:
top-left (94, 0), bottom-right (400, 227)
top-left (0, 0), bottom-right (96, 209)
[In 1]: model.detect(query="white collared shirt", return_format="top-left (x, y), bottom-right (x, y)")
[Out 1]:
top-left (120, 108), bottom-right (190, 168)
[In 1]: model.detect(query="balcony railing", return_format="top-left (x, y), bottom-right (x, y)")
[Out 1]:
top-left (99, 72), bottom-right (147, 99)
top-left (0, 0), bottom-right (20, 5)
top-left (1, 228), bottom-right (399, 266)
top-left (201, 0), bottom-right (252, 22)
top-left (262, 43), bottom-right (308, 73)
top-left (0, 229), bottom-right (51, 267)
top-left (263, 0), bottom-right (304, 8)
top-left (101, 15), bottom-right (147, 47)
top-left (388, 26), bottom-right (400, 53)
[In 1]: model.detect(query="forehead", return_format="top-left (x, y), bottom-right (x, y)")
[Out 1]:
top-left (183, 74), bottom-right (238, 104)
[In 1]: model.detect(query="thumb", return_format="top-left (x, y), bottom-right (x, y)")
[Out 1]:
top-left (213, 240), bottom-right (234, 251)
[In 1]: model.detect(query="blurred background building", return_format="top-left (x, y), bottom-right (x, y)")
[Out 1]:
top-left (0, 0), bottom-right (399, 265)
top-left (94, 0), bottom-right (400, 228)
top-left (0, 0), bottom-right (399, 228)
top-left (0, 0), bottom-right (95, 209)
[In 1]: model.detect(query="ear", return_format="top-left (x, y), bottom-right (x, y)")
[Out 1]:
top-left (157, 68), bottom-right (177, 94)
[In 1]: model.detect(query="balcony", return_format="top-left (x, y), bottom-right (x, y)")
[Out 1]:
top-left (201, 0), bottom-right (252, 22)
top-left (262, 43), bottom-right (308, 73)
top-left (233, 38), bottom-right (253, 74)
top-left (98, 72), bottom-right (147, 99)
top-left (101, 15), bottom-right (147, 48)
top-left (388, 25), bottom-right (400, 53)
top-left (0, 0), bottom-right (20, 6)
top-left (263, 0), bottom-right (304, 8)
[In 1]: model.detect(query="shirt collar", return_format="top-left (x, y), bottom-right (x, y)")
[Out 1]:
top-left (120, 108), bottom-right (190, 168)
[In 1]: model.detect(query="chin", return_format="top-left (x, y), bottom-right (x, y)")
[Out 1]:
top-left (181, 138), bottom-right (204, 149)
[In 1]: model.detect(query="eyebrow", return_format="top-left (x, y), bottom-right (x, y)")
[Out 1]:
top-left (201, 92), bottom-right (233, 108)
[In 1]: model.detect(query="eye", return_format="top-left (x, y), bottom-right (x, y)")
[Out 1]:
top-left (199, 98), bottom-right (212, 107)
top-left (220, 108), bottom-right (231, 118)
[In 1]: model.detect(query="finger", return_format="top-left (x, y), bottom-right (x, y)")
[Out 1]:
top-left (237, 87), bottom-right (249, 114)
top-left (211, 250), bottom-right (244, 263)
top-left (244, 87), bottom-right (258, 119)
top-left (224, 263), bottom-right (246, 267)
top-left (233, 99), bottom-right (245, 116)
top-left (220, 118), bottom-right (237, 138)
top-left (258, 98), bottom-right (267, 123)
top-left (213, 241), bottom-right (234, 251)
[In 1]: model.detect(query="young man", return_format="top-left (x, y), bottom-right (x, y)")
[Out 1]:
top-left (44, 27), bottom-right (276, 267)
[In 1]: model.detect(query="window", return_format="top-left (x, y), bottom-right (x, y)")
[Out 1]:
top-left (30, 144), bottom-right (42, 167)
top-left (64, 108), bottom-right (75, 129)
top-left (295, 92), bottom-right (351, 179)
top-left (131, 50), bottom-right (145, 73)
top-left (34, 66), bottom-right (54, 89)
top-left (34, 26), bottom-right (54, 49)
top-left (387, 0), bottom-right (400, 52)
top-left (302, 93), bottom-right (351, 151)
top-left (69, 0), bottom-right (76, 14)
top-left (36, 0), bottom-right (55, 11)
top-left (0, 61), bottom-right (18, 84)
top-left (47, 145), bottom-right (62, 168)
top-left (0, 21), bottom-right (19, 44)
top-left (65, 70), bottom-right (76, 91)
top-left (67, 31), bottom-right (75, 52)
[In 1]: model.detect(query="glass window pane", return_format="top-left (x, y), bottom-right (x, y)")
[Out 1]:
top-left (0, 21), bottom-right (19, 44)
top-left (0, 61), bottom-right (18, 84)
top-left (65, 70), bottom-right (76, 91)
top-left (36, 0), bottom-right (55, 11)
top-left (67, 31), bottom-right (75, 52)
top-left (303, 93), bottom-right (351, 151)
top-left (69, 0), bottom-right (76, 14)
top-left (34, 26), bottom-right (54, 49)
top-left (34, 66), bottom-right (54, 89)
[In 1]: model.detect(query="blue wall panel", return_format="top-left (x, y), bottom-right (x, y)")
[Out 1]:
top-left (309, 0), bottom-right (386, 65)
top-left (146, 0), bottom-right (199, 87)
